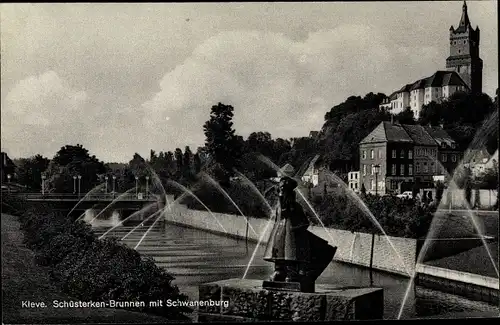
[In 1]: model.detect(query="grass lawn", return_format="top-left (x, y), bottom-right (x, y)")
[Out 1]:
top-left (1, 213), bottom-right (187, 324)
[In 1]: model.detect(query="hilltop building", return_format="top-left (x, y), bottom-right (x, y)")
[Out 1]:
top-left (359, 122), bottom-right (461, 195)
top-left (380, 1), bottom-right (482, 119)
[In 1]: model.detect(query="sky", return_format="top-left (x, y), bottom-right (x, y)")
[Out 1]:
top-left (1, 1), bottom-right (497, 163)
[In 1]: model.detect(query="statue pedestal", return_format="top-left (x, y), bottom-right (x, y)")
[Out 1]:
top-left (197, 278), bottom-right (384, 322)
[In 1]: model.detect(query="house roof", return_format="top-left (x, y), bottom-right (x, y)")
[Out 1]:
top-left (361, 123), bottom-right (456, 146)
top-left (423, 126), bottom-right (457, 146)
top-left (360, 122), bottom-right (413, 144)
top-left (401, 124), bottom-right (437, 146)
top-left (405, 71), bottom-right (469, 92)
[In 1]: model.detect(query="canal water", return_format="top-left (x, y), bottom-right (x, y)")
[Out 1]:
top-left (91, 219), bottom-right (499, 320)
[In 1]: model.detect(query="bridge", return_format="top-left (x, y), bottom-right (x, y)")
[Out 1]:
top-left (17, 192), bottom-right (164, 217)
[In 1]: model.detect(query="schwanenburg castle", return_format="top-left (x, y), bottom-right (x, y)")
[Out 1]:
top-left (379, 1), bottom-right (483, 119)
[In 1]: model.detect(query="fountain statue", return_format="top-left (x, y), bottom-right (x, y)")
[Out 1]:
top-left (263, 176), bottom-right (336, 293)
top-left (197, 176), bottom-right (383, 322)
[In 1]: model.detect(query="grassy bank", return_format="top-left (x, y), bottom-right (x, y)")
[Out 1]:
top-left (1, 213), bottom-right (177, 324)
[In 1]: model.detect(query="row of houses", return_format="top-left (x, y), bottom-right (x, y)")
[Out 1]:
top-left (293, 121), bottom-right (497, 197)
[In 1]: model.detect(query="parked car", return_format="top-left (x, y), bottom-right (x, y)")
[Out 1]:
top-left (396, 191), bottom-right (413, 199)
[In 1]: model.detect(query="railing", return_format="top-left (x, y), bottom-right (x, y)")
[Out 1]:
top-left (19, 193), bottom-right (158, 201)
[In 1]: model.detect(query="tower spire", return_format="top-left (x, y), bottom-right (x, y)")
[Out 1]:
top-left (459, 0), bottom-right (470, 28)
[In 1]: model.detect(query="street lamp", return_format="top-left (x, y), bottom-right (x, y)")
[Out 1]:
top-left (145, 176), bottom-right (149, 198)
top-left (135, 176), bottom-right (139, 197)
top-left (112, 175), bottom-right (116, 198)
top-left (7, 174), bottom-right (11, 194)
top-left (73, 176), bottom-right (77, 194)
top-left (41, 174), bottom-right (46, 195)
top-left (105, 176), bottom-right (108, 194)
top-left (77, 175), bottom-right (82, 197)
top-left (374, 164), bottom-right (380, 196)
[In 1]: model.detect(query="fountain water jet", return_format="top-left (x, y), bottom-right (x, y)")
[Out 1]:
top-left (398, 111), bottom-right (499, 319)
top-left (324, 172), bottom-right (412, 276)
top-left (242, 214), bottom-right (275, 279)
top-left (98, 202), bottom-right (158, 239)
top-left (233, 169), bottom-right (274, 214)
top-left (70, 183), bottom-right (106, 220)
top-left (88, 188), bottom-right (135, 224)
top-left (200, 172), bottom-right (258, 237)
top-left (134, 206), bottom-right (170, 250)
top-left (120, 192), bottom-right (189, 241)
top-left (167, 180), bottom-right (228, 234)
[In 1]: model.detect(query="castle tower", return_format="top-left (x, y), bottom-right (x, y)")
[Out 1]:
top-left (446, 1), bottom-right (483, 93)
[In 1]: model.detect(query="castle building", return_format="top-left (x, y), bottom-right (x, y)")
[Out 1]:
top-left (379, 1), bottom-right (482, 119)
top-left (446, 1), bottom-right (483, 94)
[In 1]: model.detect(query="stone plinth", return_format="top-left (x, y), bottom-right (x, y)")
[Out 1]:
top-left (197, 278), bottom-right (383, 322)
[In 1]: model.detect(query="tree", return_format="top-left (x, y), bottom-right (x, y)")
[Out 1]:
top-left (203, 102), bottom-right (241, 182)
top-left (174, 148), bottom-right (183, 177)
top-left (435, 181), bottom-right (445, 204)
top-left (193, 154), bottom-right (202, 174)
top-left (183, 146), bottom-right (193, 174)
top-left (45, 144), bottom-right (106, 193)
top-left (394, 107), bottom-right (416, 125)
top-left (15, 154), bottom-right (50, 190)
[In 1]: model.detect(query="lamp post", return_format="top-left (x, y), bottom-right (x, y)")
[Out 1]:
top-left (135, 176), bottom-right (139, 198)
top-left (374, 164), bottom-right (380, 196)
top-left (41, 174), bottom-right (46, 195)
top-left (112, 175), bottom-right (116, 198)
top-left (105, 176), bottom-right (108, 194)
top-left (7, 174), bottom-right (11, 194)
top-left (73, 175), bottom-right (77, 194)
top-left (77, 175), bottom-right (82, 197)
top-left (145, 176), bottom-right (149, 198)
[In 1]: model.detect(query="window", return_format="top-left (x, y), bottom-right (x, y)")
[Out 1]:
top-left (362, 150), bottom-right (366, 160)
top-left (392, 150), bottom-right (396, 158)
top-left (371, 164), bottom-right (374, 175)
top-left (400, 164), bottom-right (405, 175)
top-left (371, 179), bottom-right (375, 190)
top-left (391, 164), bottom-right (396, 175)
top-left (423, 163), bottom-right (428, 173)
top-left (441, 154), bottom-right (447, 162)
top-left (441, 143), bottom-right (446, 149)
top-left (451, 154), bottom-right (457, 162)
top-left (431, 163), bottom-right (436, 173)
top-left (370, 150), bottom-right (374, 159)
top-left (363, 164), bottom-right (367, 175)
top-left (451, 143), bottom-right (456, 149)
top-left (400, 150), bottom-right (405, 158)
top-left (378, 150), bottom-right (382, 159)
top-left (409, 164), bottom-right (413, 176)
top-left (416, 163), bottom-right (421, 173)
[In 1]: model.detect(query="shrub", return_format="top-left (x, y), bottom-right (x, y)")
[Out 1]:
top-left (14, 202), bottom-right (191, 320)
top-left (306, 190), bottom-right (434, 239)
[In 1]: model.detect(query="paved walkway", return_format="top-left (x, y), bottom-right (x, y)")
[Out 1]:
top-left (1, 213), bottom-right (181, 324)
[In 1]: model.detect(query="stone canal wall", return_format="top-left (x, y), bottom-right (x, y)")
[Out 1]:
top-left (164, 203), bottom-right (416, 276)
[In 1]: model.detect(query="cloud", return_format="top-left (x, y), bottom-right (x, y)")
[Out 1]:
top-left (141, 25), bottom-right (398, 149)
top-left (1, 71), bottom-right (90, 157)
